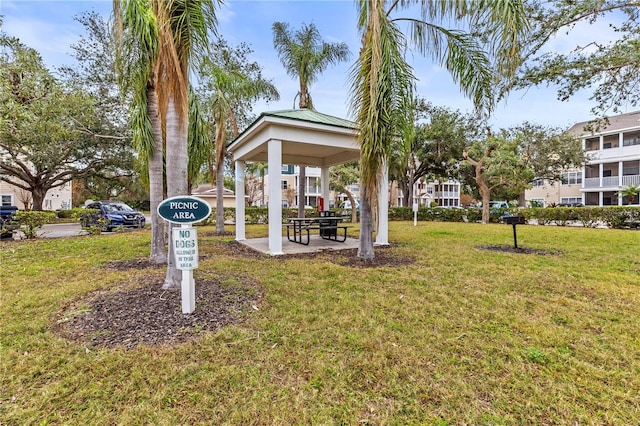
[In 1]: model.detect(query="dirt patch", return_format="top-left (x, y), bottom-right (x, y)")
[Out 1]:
top-left (53, 275), bottom-right (261, 349)
top-left (106, 258), bottom-right (165, 270)
top-left (282, 244), bottom-right (416, 268)
top-left (477, 245), bottom-right (563, 256)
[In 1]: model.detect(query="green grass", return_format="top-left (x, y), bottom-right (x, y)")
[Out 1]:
top-left (2, 222), bottom-right (639, 424)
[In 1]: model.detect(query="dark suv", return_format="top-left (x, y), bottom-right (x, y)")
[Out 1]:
top-left (0, 205), bottom-right (18, 239)
top-left (81, 201), bottom-right (145, 231)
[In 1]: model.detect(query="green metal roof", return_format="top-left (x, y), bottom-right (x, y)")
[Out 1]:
top-left (229, 108), bottom-right (358, 148)
top-left (260, 109), bottom-right (357, 130)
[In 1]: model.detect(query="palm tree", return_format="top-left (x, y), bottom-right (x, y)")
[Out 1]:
top-left (199, 61), bottom-right (278, 235)
top-left (272, 21), bottom-right (350, 217)
top-left (349, 0), bottom-right (529, 260)
top-left (116, 0), bottom-right (219, 288)
top-left (113, 0), bottom-right (166, 265)
top-left (617, 184), bottom-right (640, 205)
top-left (158, 0), bottom-right (219, 289)
top-left (272, 22), bottom-right (350, 110)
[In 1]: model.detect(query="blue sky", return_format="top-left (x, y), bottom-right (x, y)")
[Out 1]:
top-left (1, 0), bottom-right (633, 130)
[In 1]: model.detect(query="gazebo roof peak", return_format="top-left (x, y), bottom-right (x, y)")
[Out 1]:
top-left (259, 108), bottom-right (357, 130)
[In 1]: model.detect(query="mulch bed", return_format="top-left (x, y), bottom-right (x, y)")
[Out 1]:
top-left (477, 245), bottom-right (563, 256)
top-left (53, 275), bottom-right (261, 350)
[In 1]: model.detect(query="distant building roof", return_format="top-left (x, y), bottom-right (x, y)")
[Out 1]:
top-left (192, 184), bottom-right (235, 197)
top-left (567, 110), bottom-right (640, 136)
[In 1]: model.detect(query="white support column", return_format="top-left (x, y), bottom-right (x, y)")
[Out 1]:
top-left (235, 160), bottom-right (246, 241)
top-left (599, 163), bottom-right (604, 188)
top-left (321, 167), bottom-right (330, 210)
top-left (268, 139), bottom-right (284, 255)
top-left (375, 159), bottom-right (389, 246)
top-left (618, 161), bottom-right (624, 205)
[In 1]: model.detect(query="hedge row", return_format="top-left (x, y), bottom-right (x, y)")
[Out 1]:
top-left (520, 206), bottom-right (640, 229)
top-left (202, 206), bottom-right (639, 229)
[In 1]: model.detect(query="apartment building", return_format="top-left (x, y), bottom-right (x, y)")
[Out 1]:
top-left (259, 165), bottom-right (327, 208)
top-left (526, 111), bottom-right (640, 206)
top-left (393, 179), bottom-right (461, 207)
top-left (0, 180), bottom-right (72, 210)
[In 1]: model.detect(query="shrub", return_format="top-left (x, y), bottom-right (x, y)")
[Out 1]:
top-left (57, 208), bottom-right (86, 220)
top-left (13, 211), bottom-right (56, 239)
top-left (574, 208), bottom-right (602, 228)
top-left (600, 207), bottom-right (635, 229)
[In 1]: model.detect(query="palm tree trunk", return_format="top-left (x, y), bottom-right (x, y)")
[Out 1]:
top-left (215, 163), bottom-right (225, 234)
top-left (163, 97), bottom-right (188, 290)
top-left (147, 83), bottom-right (167, 264)
top-left (214, 110), bottom-right (227, 235)
top-left (357, 184), bottom-right (375, 260)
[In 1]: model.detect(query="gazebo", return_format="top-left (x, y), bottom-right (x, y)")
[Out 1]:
top-left (228, 109), bottom-right (389, 255)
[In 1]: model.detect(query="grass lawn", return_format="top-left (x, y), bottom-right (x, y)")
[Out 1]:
top-left (1, 221), bottom-right (639, 424)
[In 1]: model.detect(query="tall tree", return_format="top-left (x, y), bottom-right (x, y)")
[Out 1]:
top-left (158, 0), bottom-right (219, 289)
top-left (390, 100), bottom-right (476, 207)
top-left (514, 0), bottom-right (640, 119)
top-left (272, 21), bottom-right (350, 110)
top-left (330, 162), bottom-right (360, 223)
top-left (114, 0), bottom-right (166, 264)
top-left (510, 122), bottom-right (586, 206)
top-left (0, 31), bottom-right (130, 211)
top-left (350, 0), bottom-right (529, 260)
top-left (115, 0), bottom-right (219, 288)
top-left (272, 21), bottom-right (350, 217)
top-left (197, 40), bottom-right (279, 235)
top-left (463, 128), bottom-right (531, 223)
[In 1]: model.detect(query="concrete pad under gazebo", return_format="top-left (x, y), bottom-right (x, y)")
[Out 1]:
top-left (228, 109), bottom-right (389, 255)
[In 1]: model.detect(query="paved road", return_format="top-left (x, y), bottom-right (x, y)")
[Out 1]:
top-left (7, 215), bottom-right (152, 240)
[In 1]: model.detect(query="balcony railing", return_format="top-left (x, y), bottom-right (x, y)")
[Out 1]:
top-left (584, 175), bottom-right (640, 188)
top-left (622, 175), bottom-right (640, 186)
top-left (584, 177), bottom-right (599, 188)
top-left (433, 191), bottom-right (460, 198)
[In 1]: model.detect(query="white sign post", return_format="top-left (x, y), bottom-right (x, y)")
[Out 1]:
top-left (413, 203), bottom-right (419, 227)
top-left (172, 225), bottom-right (198, 313)
top-left (158, 196), bottom-right (211, 314)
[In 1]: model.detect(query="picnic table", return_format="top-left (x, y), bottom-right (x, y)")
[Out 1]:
top-left (285, 211), bottom-right (351, 245)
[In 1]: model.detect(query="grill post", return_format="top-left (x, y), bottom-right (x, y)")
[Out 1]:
top-left (501, 215), bottom-right (526, 249)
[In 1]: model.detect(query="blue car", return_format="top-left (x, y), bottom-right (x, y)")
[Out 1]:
top-left (81, 201), bottom-right (145, 231)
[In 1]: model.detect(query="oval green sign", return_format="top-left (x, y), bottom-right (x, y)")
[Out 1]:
top-left (157, 196), bottom-right (211, 224)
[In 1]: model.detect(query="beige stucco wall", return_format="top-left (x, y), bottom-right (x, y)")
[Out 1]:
top-left (197, 196), bottom-right (236, 209)
top-left (525, 181), bottom-right (582, 206)
top-left (0, 180), bottom-right (72, 210)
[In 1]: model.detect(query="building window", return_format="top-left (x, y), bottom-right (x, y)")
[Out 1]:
top-left (1, 195), bottom-right (12, 206)
top-left (44, 199), bottom-right (52, 209)
top-left (532, 178), bottom-right (544, 187)
top-left (623, 131), bottom-right (640, 147)
top-left (530, 198), bottom-right (545, 207)
top-left (561, 172), bottom-right (582, 185)
top-left (281, 181), bottom-right (288, 189)
top-left (584, 137), bottom-right (599, 151)
top-left (561, 197), bottom-right (582, 204)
